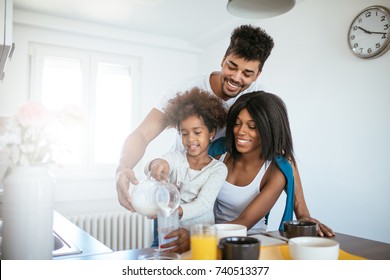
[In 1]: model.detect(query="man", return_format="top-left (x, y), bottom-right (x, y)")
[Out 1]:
top-left (116, 24), bottom-right (334, 238)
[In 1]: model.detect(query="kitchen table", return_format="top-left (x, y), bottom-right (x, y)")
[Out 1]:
top-left (261, 231), bottom-right (390, 260)
top-left (66, 230), bottom-right (390, 260)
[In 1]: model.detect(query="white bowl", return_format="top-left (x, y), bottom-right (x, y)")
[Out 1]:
top-left (288, 237), bottom-right (340, 260)
top-left (215, 224), bottom-right (247, 241)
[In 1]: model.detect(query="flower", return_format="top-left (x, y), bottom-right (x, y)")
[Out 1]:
top-left (0, 102), bottom-right (82, 167)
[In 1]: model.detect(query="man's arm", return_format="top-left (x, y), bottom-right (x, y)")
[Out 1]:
top-left (292, 164), bottom-right (335, 237)
top-left (116, 108), bottom-right (167, 211)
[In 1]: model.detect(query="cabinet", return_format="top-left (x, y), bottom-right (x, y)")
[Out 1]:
top-left (0, 0), bottom-right (15, 81)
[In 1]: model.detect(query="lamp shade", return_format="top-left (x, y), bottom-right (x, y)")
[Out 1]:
top-left (227, 0), bottom-right (296, 19)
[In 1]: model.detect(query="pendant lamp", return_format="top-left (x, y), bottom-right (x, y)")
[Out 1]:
top-left (227, 0), bottom-right (296, 19)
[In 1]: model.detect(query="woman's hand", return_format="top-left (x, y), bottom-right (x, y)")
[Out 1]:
top-left (299, 216), bottom-right (335, 237)
top-left (159, 228), bottom-right (191, 254)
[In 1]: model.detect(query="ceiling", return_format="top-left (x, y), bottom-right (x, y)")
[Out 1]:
top-left (13, 0), bottom-right (304, 46)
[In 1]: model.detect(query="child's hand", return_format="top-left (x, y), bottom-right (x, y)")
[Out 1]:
top-left (149, 158), bottom-right (170, 182)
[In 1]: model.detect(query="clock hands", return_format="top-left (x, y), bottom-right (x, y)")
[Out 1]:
top-left (357, 26), bottom-right (387, 35)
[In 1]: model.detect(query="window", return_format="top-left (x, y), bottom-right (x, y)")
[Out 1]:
top-left (29, 44), bottom-right (141, 177)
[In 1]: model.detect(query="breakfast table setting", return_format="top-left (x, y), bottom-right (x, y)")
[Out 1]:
top-left (179, 227), bottom-right (368, 261)
top-left (67, 222), bottom-right (390, 260)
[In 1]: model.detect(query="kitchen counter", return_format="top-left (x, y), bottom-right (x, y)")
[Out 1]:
top-left (53, 211), bottom-right (113, 259)
top-left (0, 210), bottom-right (112, 260)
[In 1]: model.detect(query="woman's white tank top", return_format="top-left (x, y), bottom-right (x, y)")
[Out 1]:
top-left (214, 153), bottom-right (271, 235)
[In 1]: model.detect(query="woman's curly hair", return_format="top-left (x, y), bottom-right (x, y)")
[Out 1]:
top-left (164, 87), bottom-right (227, 133)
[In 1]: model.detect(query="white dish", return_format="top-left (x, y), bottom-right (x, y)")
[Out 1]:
top-left (288, 237), bottom-right (339, 260)
top-left (250, 234), bottom-right (285, 246)
top-left (215, 224), bottom-right (247, 241)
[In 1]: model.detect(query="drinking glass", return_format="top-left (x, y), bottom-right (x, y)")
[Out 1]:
top-left (190, 224), bottom-right (217, 260)
top-left (157, 208), bottom-right (179, 250)
top-left (155, 181), bottom-right (180, 250)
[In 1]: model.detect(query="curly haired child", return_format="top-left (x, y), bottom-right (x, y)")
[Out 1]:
top-left (145, 87), bottom-right (228, 230)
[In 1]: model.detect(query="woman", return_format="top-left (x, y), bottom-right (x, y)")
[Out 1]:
top-left (213, 91), bottom-right (295, 235)
top-left (161, 91), bottom-right (297, 253)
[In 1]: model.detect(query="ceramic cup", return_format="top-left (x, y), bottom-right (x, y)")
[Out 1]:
top-left (288, 237), bottom-right (340, 260)
top-left (219, 236), bottom-right (260, 260)
top-left (214, 224), bottom-right (247, 241)
top-left (283, 220), bottom-right (317, 238)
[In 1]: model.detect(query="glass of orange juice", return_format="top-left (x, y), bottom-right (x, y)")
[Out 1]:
top-left (190, 224), bottom-right (217, 260)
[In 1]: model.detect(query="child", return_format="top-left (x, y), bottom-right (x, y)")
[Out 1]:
top-left (145, 87), bottom-right (228, 229)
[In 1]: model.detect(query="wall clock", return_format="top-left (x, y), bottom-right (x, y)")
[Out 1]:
top-left (348, 5), bottom-right (390, 59)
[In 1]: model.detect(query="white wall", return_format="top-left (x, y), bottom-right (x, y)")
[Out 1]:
top-left (200, 0), bottom-right (390, 243)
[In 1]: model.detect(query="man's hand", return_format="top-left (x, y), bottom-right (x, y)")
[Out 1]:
top-left (115, 108), bottom-right (169, 210)
top-left (116, 166), bottom-right (139, 212)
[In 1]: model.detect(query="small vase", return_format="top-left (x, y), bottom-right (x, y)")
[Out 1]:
top-left (2, 166), bottom-right (54, 259)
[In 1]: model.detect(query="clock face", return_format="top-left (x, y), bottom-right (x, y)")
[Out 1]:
top-left (348, 6), bottom-right (390, 59)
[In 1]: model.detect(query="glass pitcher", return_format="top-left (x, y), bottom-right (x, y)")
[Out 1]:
top-left (130, 175), bottom-right (180, 217)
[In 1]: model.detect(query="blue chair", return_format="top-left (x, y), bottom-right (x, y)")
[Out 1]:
top-left (208, 136), bottom-right (226, 157)
top-left (265, 155), bottom-right (294, 232)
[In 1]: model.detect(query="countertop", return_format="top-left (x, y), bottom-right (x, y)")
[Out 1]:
top-left (0, 209), bottom-right (112, 260)
top-left (53, 211), bottom-right (113, 259)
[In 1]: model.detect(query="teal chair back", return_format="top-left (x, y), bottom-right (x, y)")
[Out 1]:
top-left (265, 156), bottom-right (294, 231)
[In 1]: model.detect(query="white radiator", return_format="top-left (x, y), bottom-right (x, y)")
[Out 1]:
top-left (67, 211), bottom-right (154, 251)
